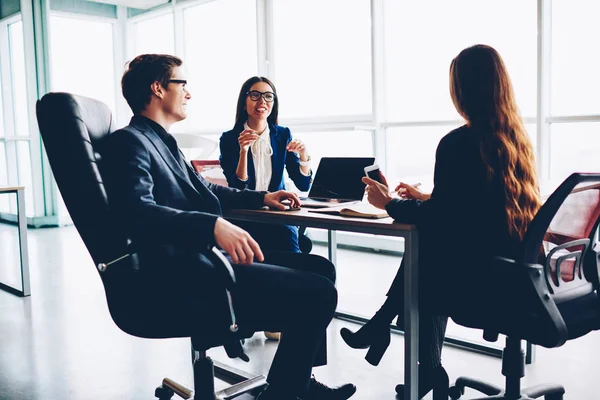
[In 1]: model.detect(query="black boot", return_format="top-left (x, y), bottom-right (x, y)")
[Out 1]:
top-left (305, 375), bottom-right (357, 400)
top-left (340, 301), bottom-right (397, 366)
top-left (394, 365), bottom-right (449, 400)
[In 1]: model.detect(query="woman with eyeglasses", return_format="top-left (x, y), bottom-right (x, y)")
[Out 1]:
top-left (220, 77), bottom-right (313, 257)
top-left (341, 44), bottom-right (541, 399)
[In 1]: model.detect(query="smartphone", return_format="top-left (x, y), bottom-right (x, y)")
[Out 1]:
top-left (364, 164), bottom-right (383, 184)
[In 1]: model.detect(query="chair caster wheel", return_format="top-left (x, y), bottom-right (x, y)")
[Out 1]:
top-left (545, 395), bottom-right (563, 400)
top-left (155, 386), bottom-right (174, 399)
top-left (448, 385), bottom-right (465, 400)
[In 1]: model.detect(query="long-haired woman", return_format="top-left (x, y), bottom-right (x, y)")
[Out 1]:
top-left (340, 44), bottom-right (541, 398)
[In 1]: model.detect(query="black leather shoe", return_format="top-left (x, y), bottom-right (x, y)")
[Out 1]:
top-left (305, 375), bottom-right (357, 399)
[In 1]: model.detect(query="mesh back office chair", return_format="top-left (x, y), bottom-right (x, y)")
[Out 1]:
top-left (36, 92), bottom-right (267, 400)
top-left (446, 173), bottom-right (600, 400)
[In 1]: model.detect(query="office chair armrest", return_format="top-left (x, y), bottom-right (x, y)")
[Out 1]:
top-left (487, 256), bottom-right (569, 347)
top-left (452, 256), bottom-right (568, 348)
top-left (97, 242), bottom-right (137, 272)
top-left (203, 246), bottom-right (236, 288)
top-left (203, 246), bottom-right (250, 362)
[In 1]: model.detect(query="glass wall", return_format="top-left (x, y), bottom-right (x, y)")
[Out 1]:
top-left (49, 15), bottom-right (117, 113)
top-left (0, 0), bottom-right (597, 224)
top-left (272, 0), bottom-right (372, 120)
top-left (548, 0), bottom-right (600, 183)
top-left (384, 0), bottom-right (536, 122)
top-left (132, 13), bottom-right (174, 56)
top-left (0, 18), bottom-right (35, 216)
top-left (180, 0), bottom-right (258, 133)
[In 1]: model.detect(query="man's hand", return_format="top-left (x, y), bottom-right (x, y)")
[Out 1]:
top-left (362, 176), bottom-right (393, 210)
top-left (264, 190), bottom-right (301, 210)
top-left (214, 218), bottom-right (264, 264)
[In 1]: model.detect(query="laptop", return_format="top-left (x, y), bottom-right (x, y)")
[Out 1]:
top-left (300, 157), bottom-right (376, 208)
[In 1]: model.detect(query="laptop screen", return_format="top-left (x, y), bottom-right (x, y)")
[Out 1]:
top-left (308, 157), bottom-right (376, 201)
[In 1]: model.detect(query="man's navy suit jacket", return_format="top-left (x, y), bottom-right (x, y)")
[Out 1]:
top-left (102, 116), bottom-right (265, 276)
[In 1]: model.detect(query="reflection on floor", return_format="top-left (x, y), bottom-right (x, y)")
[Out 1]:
top-left (0, 224), bottom-right (598, 399)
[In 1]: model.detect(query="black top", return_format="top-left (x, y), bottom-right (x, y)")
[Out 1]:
top-left (386, 125), bottom-right (519, 277)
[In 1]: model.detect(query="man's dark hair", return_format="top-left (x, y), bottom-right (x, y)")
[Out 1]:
top-left (121, 54), bottom-right (183, 114)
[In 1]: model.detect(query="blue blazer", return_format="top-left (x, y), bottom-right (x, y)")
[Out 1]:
top-left (219, 123), bottom-right (312, 192)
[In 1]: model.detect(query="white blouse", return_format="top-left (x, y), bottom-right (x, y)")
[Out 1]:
top-left (244, 122), bottom-right (273, 191)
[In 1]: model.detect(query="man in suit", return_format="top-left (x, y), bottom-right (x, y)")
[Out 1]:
top-left (102, 54), bottom-right (356, 400)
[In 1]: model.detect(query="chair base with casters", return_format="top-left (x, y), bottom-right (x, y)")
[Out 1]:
top-left (448, 337), bottom-right (565, 400)
top-left (155, 343), bottom-right (267, 400)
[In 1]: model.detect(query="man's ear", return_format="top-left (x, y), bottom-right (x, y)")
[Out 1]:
top-left (150, 81), bottom-right (164, 99)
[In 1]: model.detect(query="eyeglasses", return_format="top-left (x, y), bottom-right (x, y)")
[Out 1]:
top-left (246, 90), bottom-right (276, 103)
top-left (168, 79), bottom-right (187, 86)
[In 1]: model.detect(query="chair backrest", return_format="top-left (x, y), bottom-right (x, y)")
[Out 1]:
top-left (36, 93), bottom-right (143, 334)
top-left (36, 93), bottom-right (129, 266)
top-left (522, 173), bottom-right (600, 303)
top-left (173, 133), bottom-right (218, 160)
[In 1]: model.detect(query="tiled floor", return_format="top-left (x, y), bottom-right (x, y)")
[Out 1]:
top-left (0, 223), bottom-right (598, 399)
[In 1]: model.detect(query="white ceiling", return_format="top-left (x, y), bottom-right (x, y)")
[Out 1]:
top-left (85, 0), bottom-right (170, 9)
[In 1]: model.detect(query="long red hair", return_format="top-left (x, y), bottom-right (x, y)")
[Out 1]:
top-left (450, 44), bottom-right (541, 240)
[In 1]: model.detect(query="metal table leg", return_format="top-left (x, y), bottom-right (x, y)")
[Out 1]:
top-left (0, 187), bottom-right (30, 297)
top-left (404, 231), bottom-right (419, 400)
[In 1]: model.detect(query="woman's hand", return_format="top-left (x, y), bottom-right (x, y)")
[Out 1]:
top-left (362, 176), bottom-right (393, 210)
top-left (238, 129), bottom-right (259, 153)
top-left (286, 139), bottom-right (308, 161)
top-left (395, 182), bottom-right (430, 201)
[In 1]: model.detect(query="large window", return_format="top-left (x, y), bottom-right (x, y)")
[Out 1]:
top-left (132, 12), bottom-right (174, 56)
top-left (0, 19), bottom-right (34, 216)
top-left (549, 123), bottom-right (600, 181)
top-left (9, 21), bottom-right (28, 137)
top-left (386, 125), bottom-right (458, 186)
top-left (0, 143), bottom-right (8, 213)
top-left (548, 1), bottom-right (600, 185)
top-left (0, 0), bottom-right (595, 223)
top-left (179, 0), bottom-right (258, 133)
top-left (49, 15), bottom-right (116, 113)
top-left (383, 0), bottom-right (537, 122)
top-left (551, 0), bottom-right (600, 116)
top-left (273, 0), bottom-right (372, 120)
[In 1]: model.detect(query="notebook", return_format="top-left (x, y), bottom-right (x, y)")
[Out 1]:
top-left (300, 157), bottom-right (375, 208)
top-left (308, 203), bottom-right (389, 219)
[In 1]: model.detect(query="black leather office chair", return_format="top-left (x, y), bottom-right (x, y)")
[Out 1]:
top-left (445, 173), bottom-right (600, 400)
top-left (36, 92), bottom-right (267, 400)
